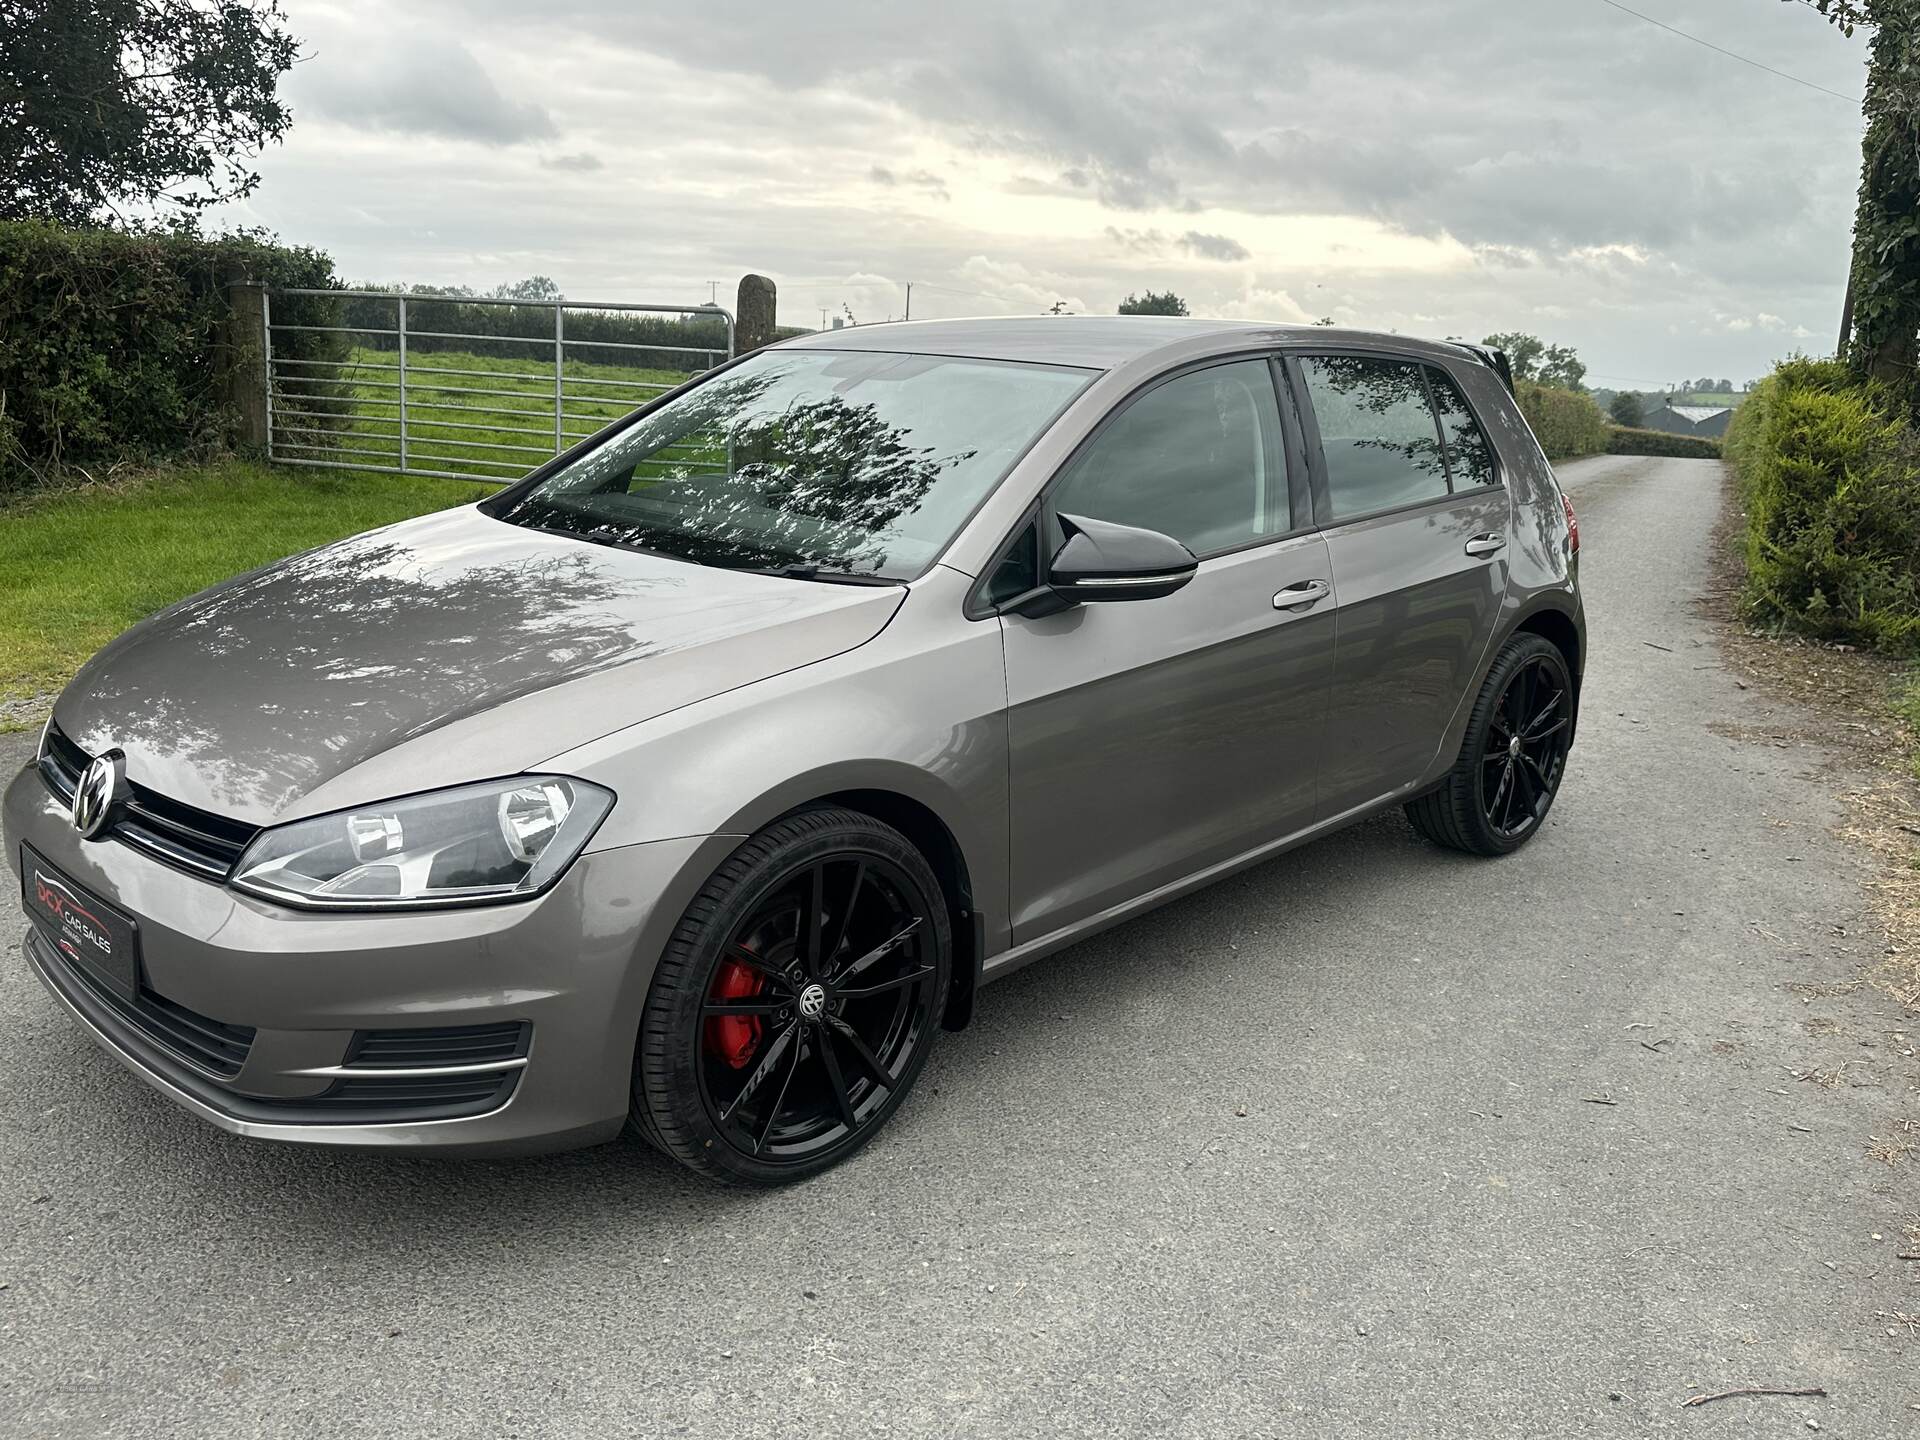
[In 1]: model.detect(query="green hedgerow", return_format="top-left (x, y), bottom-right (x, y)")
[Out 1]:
top-left (1606, 425), bottom-right (1722, 459)
top-left (1726, 357), bottom-right (1920, 655)
top-left (0, 220), bottom-right (341, 491)
top-left (1516, 380), bottom-right (1609, 461)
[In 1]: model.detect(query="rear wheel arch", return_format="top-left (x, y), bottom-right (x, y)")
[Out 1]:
top-left (1513, 607), bottom-right (1582, 691)
top-left (1511, 604), bottom-right (1583, 741)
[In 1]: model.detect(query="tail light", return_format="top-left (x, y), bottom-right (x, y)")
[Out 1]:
top-left (1562, 494), bottom-right (1579, 555)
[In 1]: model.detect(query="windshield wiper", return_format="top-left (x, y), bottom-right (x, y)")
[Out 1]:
top-left (524, 521), bottom-right (694, 565)
top-left (520, 519), bottom-right (899, 584)
top-left (740, 563), bottom-right (902, 587)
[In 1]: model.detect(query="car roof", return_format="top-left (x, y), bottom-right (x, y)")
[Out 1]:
top-left (775, 315), bottom-right (1482, 372)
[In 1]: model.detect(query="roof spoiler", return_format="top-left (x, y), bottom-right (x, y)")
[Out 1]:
top-left (1461, 344), bottom-right (1515, 394)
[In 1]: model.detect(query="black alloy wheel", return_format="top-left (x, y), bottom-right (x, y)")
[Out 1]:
top-left (1405, 632), bottom-right (1574, 856)
top-left (1479, 652), bottom-right (1573, 840)
top-left (630, 809), bottom-right (950, 1183)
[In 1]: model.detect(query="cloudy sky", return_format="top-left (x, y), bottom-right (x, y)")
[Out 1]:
top-left (207, 0), bottom-right (1870, 389)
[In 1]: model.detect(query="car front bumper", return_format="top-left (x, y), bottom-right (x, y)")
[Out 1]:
top-left (4, 757), bottom-right (738, 1156)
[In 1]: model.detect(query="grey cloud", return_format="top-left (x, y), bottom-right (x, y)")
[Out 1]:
top-left (495, 0), bottom-right (1854, 255)
top-left (541, 152), bottom-right (604, 172)
top-left (1105, 226), bottom-right (1168, 254)
top-left (1180, 231), bottom-right (1249, 262)
top-left (294, 33), bottom-right (556, 145)
top-left (272, 0), bottom-right (1863, 379)
top-left (873, 166), bottom-right (950, 200)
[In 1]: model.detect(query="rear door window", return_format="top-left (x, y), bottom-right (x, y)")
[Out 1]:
top-left (1297, 356), bottom-right (1449, 521)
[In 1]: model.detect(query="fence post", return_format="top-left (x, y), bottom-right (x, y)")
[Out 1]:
top-left (223, 269), bottom-right (270, 451)
top-left (396, 295), bottom-right (408, 473)
top-left (553, 303), bottom-right (565, 456)
top-left (735, 274), bottom-right (776, 354)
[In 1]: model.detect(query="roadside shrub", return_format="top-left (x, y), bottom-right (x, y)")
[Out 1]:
top-left (1516, 380), bottom-right (1608, 460)
top-left (0, 220), bottom-right (340, 491)
top-left (1726, 358), bottom-right (1920, 655)
top-left (1606, 425), bottom-right (1722, 459)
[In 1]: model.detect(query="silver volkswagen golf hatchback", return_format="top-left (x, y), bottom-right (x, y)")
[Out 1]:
top-left (6, 317), bottom-right (1583, 1183)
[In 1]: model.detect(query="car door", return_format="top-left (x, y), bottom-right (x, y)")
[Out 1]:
top-left (1285, 352), bottom-right (1513, 819)
top-left (994, 356), bottom-right (1336, 945)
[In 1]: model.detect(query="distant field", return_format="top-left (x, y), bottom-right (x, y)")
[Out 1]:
top-left (271, 346), bottom-right (698, 484)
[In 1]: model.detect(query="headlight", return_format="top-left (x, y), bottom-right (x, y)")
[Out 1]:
top-left (229, 776), bottom-right (614, 911)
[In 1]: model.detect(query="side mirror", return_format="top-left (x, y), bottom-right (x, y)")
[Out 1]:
top-left (1045, 513), bottom-right (1198, 605)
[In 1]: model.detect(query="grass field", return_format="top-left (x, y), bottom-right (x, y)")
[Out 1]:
top-left (0, 460), bottom-right (488, 729)
top-left (272, 346), bottom-right (694, 482)
top-left (0, 346), bottom-right (702, 729)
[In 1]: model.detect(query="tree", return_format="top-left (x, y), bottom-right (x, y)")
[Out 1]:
top-left (1800, 0), bottom-right (1920, 387)
top-left (1118, 290), bottom-right (1189, 316)
top-left (0, 1), bottom-right (299, 225)
top-left (1608, 392), bottom-right (1645, 427)
top-left (491, 276), bottom-right (563, 302)
top-left (1482, 332), bottom-right (1588, 391)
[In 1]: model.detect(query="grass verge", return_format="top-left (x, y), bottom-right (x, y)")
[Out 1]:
top-left (0, 459), bottom-right (487, 729)
top-left (1707, 467), bottom-right (1920, 1010)
top-left (3, 344), bottom-right (689, 731)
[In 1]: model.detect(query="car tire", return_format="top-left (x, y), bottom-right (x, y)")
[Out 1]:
top-left (629, 808), bottom-right (951, 1184)
top-left (1405, 633), bottom-right (1574, 857)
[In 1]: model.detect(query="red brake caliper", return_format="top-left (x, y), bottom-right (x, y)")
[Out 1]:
top-left (704, 957), bottom-right (765, 1069)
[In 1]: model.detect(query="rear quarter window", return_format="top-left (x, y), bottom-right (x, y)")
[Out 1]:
top-left (1426, 366), bottom-right (1499, 489)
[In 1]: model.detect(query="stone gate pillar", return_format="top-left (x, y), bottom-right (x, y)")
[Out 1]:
top-left (735, 274), bottom-right (777, 354)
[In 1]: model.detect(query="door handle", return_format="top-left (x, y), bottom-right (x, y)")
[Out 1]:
top-left (1464, 533), bottom-right (1507, 558)
top-left (1273, 579), bottom-right (1331, 611)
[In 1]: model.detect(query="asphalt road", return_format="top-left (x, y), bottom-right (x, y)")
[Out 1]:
top-left (3, 454), bottom-right (1916, 1438)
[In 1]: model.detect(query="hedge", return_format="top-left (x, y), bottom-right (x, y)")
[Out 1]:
top-left (1606, 425), bottom-right (1722, 459)
top-left (1725, 357), bottom-right (1920, 655)
top-left (1516, 380), bottom-right (1609, 461)
top-left (0, 221), bottom-right (341, 491)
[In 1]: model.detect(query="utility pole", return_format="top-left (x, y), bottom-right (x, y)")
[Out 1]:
top-left (707, 281), bottom-right (720, 304)
top-left (904, 281), bottom-right (912, 320)
top-left (820, 308), bottom-right (829, 331)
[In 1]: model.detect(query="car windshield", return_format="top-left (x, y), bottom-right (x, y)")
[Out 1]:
top-left (487, 347), bottom-right (1094, 580)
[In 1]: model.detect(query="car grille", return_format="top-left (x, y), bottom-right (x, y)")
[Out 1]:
top-left (347, 1022), bottom-right (530, 1069)
top-left (51, 942), bottom-right (256, 1080)
top-left (294, 1071), bottom-right (520, 1115)
top-left (30, 932), bottom-right (526, 1125)
top-left (38, 722), bottom-right (259, 881)
top-left (287, 1023), bottom-right (529, 1117)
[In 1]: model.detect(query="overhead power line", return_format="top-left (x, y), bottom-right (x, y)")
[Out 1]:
top-left (1595, 0), bottom-right (1861, 103)
top-left (907, 280), bottom-right (1032, 307)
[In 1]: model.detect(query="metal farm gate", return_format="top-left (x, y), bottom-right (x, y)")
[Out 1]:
top-left (262, 289), bottom-right (735, 484)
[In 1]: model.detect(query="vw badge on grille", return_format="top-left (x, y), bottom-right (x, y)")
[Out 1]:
top-left (71, 752), bottom-right (126, 839)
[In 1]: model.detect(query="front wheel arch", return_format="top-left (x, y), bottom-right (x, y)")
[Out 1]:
top-left (791, 789), bottom-right (979, 1033)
